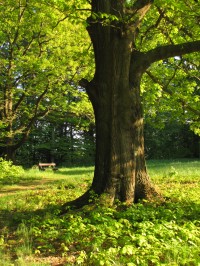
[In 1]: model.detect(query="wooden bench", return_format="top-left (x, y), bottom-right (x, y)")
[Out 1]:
top-left (38, 163), bottom-right (58, 171)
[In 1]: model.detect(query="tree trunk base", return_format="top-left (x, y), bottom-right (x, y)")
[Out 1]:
top-left (60, 190), bottom-right (93, 214)
top-left (60, 184), bottom-right (163, 215)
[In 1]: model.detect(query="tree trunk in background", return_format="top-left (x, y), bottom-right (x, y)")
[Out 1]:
top-left (5, 141), bottom-right (16, 162)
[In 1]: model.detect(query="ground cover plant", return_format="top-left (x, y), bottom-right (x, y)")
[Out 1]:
top-left (0, 160), bottom-right (199, 265)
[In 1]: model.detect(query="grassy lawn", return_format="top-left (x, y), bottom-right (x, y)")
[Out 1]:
top-left (0, 160), bottom-right (199, 265)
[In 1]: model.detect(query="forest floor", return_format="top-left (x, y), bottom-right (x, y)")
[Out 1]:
top-left (0, 160), bottom-right (199, 266)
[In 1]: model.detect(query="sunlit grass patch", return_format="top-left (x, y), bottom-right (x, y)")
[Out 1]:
top-left (148, 159), bottom-right (200, 203)
top-left (148, 159), bottom-right (200, 179)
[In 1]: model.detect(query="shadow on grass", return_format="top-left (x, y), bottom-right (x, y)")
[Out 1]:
top-left (0, 207), bottom-right (48, 229)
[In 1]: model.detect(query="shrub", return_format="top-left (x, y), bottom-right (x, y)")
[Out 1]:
top-left (0, 157), bottom-right (25, 184)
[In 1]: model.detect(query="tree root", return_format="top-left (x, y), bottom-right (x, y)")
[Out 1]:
top-left (60, 189), bottom-right (94, 215)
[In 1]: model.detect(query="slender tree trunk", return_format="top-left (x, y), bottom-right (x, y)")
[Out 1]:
top-left (5, 141), bottom-right (16, 162)
top-left (50, 125), bottom-right (56, 162)
top-left (129, 50), bottom-right (157, 202)
top-left (3, 71), bottom-right (15, 161)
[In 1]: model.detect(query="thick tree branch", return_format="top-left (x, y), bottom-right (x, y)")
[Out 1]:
top-left (145, 40), bottom-right (200, 66)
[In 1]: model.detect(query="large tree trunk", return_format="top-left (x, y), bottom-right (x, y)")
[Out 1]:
top-left (86, 1), bottom-right (157, 204)
top-left (90, 39), bottom-right (155, 204)
top-left (61, 1), bottom-right (157, 210)
top-left (91, 35), bottom-right (136, 204)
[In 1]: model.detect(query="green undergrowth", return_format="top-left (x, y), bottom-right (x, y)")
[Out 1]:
top-left (0, 160), bottom-right (199, 265)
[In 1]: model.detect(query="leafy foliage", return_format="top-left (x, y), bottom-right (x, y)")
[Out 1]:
top-left (0, 160), bottom-right (199, 265)
top-left (0, 0), bottom-right (94, 158)
top-left (142, 57), bottom-right (200, 135)
top-left (136, 1), bottom-right (200, 135)
top-left (0, 157), bottom-right (24, 184)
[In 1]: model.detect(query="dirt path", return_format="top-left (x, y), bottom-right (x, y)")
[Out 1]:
top-left (0, 178), bottom-right (58, 197)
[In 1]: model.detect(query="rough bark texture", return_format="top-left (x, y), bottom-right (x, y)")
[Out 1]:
top-left (61, 0), bottom-right (156, 211)
top-left (86, 0), bottom-right (157, 205)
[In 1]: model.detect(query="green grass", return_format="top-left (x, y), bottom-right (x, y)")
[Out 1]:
top-left (148, 159), bottom-right (200, 202)
top-left (0, 160), bottom-right (199, 265)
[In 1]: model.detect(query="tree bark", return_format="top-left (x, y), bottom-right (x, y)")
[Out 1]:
top-left (61, 0), bottom-right (156, 211)
top-left (87, 0), bottom-right (157, 205)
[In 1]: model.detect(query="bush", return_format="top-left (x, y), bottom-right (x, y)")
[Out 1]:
top-left (0, 158), bottom-right (25, 184)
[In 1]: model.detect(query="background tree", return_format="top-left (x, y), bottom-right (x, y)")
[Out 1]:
top-left (0, 0), bottom-right (93, 161)
top-left (16, 89), bottom-right (95, 167)
top-left (62, 0), bottom-right (200, 209)
top-left (144, 118), bottom-right (200, 159)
